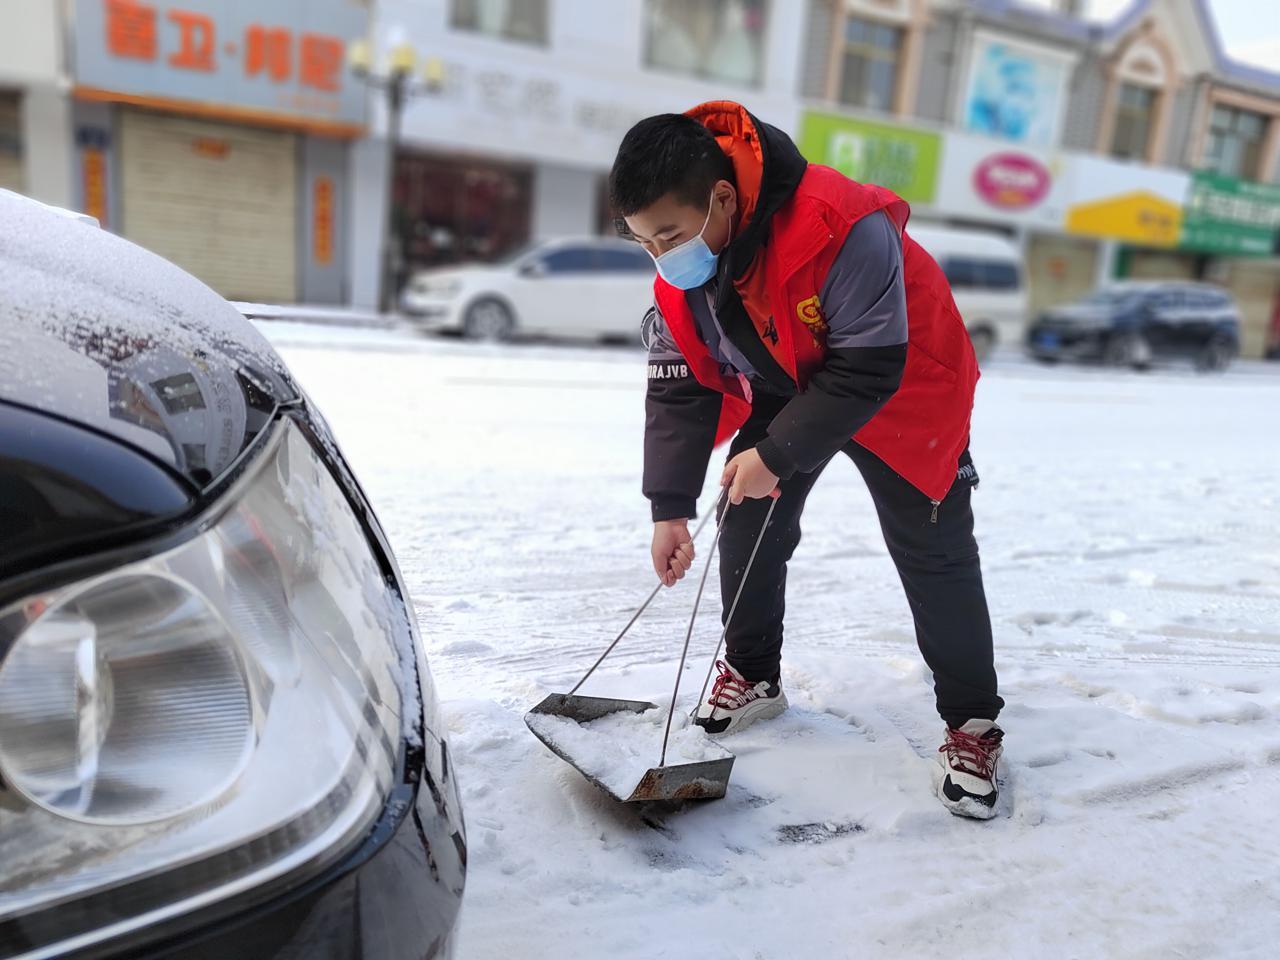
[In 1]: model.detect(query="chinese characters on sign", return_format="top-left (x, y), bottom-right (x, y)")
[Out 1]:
top-left (797, 111), bottom-right (941, 205)
top-left (104, 0), bottom-right (345, 94)
top-left (1181, 172), bottom-right (1280, 256)
top-left (313, 176), bottom-right (334, 266)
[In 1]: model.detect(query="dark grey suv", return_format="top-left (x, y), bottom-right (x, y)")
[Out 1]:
top-left (1028, 281), bottom-right (1242, 371)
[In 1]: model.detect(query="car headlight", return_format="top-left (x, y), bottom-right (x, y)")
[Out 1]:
top-left (0, 417), bottom-right (413, 957)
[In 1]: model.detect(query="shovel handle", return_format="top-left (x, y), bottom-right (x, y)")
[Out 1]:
top-left (566, 483), bottom-right (729, 698)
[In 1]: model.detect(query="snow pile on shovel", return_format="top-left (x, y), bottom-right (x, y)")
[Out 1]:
top-left (526, 707), bottom-right (724, 798)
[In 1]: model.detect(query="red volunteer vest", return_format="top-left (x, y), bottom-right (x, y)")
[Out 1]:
top-left (653, 164), bottom-right (978, 503)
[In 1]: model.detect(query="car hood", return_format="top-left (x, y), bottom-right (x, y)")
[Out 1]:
top-left (0, 189), bottom-right (297, 489)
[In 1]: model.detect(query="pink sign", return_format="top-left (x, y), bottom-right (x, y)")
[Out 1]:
top-left (972, 153), bottom-right (1051, 210)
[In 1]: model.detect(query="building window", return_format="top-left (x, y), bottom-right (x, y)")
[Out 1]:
top-left (1203, 104), bottom-right (1267, 179)
top-left (1110, 83), bottom-right (1156, 160)
top-left (645, 0), bottom-right (768, 88)
top-left (451, 0), bottom-right (549, 46)
top-left (392, 151), bottom-right (533, 281)
top-left (838, 17), bottom-right (901, 113)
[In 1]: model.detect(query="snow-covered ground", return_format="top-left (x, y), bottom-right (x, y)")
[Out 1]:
top-left (261, 323), bottom-right (1280, 960)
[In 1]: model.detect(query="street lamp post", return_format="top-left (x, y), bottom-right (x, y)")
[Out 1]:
top-left (348, 40), bottom-right (445, 314)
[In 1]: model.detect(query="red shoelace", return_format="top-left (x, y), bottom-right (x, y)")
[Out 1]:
top-left (939, 726), bottom-right (1002, 779)
top-left (707, 659), bottom-right (753, 708)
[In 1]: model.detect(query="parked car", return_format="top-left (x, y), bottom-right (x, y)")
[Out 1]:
top-left (0, 190), bottom-right (465, 959)
top-left (1027, 281), bottom-right (1241, 371)
top-left (401, 236), bottom-right (655, 342)
top-left (907, 225), bottom-right (1027, 362)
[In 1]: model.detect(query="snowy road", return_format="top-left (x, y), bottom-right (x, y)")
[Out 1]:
top-left (262, 322), bottom-right (1280, 960)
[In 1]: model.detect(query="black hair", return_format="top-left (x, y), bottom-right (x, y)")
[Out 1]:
top-left (608, 114), bottom-right (736, 218)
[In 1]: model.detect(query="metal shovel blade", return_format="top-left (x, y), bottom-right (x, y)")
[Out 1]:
top-left (525, 693), bottom-right (735, 803)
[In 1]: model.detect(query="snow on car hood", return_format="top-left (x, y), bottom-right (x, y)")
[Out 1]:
top-left (0, 189), bottom-right (297, 487)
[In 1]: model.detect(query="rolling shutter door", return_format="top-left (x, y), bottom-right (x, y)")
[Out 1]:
top-left (1026, 234), bottom-right (1097, 316)
top-left (119, 109), bottom-right (297, 302)
top-left (1126, 250), bottom-right (1197, 281)
top-left (1219, 258), bottom-right (1280, 359)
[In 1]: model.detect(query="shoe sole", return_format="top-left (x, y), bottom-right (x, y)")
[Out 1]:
top-left (697, 692), bottom-right (789, 738)
top-left (933, 763), bottom-right (999, 820)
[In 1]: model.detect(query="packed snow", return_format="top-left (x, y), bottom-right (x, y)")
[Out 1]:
top-left (260, 321), bottom-right (1280, 960)
top-left (525, 707), bottom-right (730, 798)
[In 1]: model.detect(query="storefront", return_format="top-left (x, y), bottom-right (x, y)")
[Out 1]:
top-left (117, 109), bottom-right (300, 301)
top-left (354, 0), bottom-right (802, 307)
top-left (797, 108), bottom-right (1101, 316)
top-left (69, 0), bottom-right (367, 303)
top-left (1024, 234), bottom-right (1100, 317)
top-left (1176, 172), bottom-right (1280, 357)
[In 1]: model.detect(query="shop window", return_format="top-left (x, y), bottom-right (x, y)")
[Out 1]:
top-left (837, 17), bottom-right (901, 113)
top-left (645, 0), bottom-right (768, 88)
top-left (595, 174), bottom-right (615, 236)
top-left (1110, 83), bottom-right (1156, 160)
top-left (0, 92), bottom-right (22, 193)
top-left (1203, 105), bottom-right (1267, 179)
top-left (393, 152), bottom-right (533, 281)
top-left (451, 0), bottom-right (549, 46)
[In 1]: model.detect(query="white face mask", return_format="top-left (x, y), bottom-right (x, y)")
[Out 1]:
top-left (650, 192), bottom-right (731, 290)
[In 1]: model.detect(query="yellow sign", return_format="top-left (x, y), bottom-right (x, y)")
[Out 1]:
top-left (1065, 191), bottom-right (1182, 247)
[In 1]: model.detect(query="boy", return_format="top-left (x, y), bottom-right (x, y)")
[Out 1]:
top-left (608, 101), bottom-right (1006, 819)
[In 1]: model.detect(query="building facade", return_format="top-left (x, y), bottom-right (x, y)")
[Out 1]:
top-left (796, 0), bottom-right (1280, 356)
top-left (351, 0), bottom-right (811, 307)
top-left (9, 0), bottom-right (369, 305)
top-left (11, 0), bottom-right (1279, 352)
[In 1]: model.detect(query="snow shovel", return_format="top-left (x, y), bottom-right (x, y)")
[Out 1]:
top-left (525, 487), bottom-right (779, 804)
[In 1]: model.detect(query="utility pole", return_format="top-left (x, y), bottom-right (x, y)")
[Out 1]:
top-left (348, 40), bottom-right (444, 314)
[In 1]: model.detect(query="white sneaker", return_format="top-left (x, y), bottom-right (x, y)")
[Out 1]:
top-left (937, 719), bottom-right (1004, 820)
top-left (692, 659), bottom-right (788, 736)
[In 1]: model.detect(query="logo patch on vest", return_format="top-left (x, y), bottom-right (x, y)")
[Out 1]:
top-left (648, 362), bottom-right (689, 380)
top-left (796, 295), bottom-right (829, 345)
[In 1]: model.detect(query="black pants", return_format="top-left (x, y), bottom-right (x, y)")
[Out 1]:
top-left (716, 401), bottom-right (1003, 728)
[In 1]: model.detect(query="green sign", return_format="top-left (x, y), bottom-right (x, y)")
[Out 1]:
top-left (798, 110), bottom-right (941, 204)
top-left (1180, 172), bottom-right (1280, 256)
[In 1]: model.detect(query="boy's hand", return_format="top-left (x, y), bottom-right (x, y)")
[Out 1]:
top-left (652, 519), bottom-right (694, 587)
top-left (721, 448), bottom-right (781, 505)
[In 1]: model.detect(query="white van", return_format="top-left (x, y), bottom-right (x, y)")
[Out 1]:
top-left (905, 225), bottom-right (1028, 361)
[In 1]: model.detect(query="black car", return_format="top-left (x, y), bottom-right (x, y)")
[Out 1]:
top-left (0, 191), bottom-right (465, 959)
top-left (1027, 281), bottom-right (1241, 371)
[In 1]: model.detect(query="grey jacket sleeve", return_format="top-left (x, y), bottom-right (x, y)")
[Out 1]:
top-left (641, 302), bottom-right (722, 521)
top-left (754, 210), bottom-right (909, 479)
